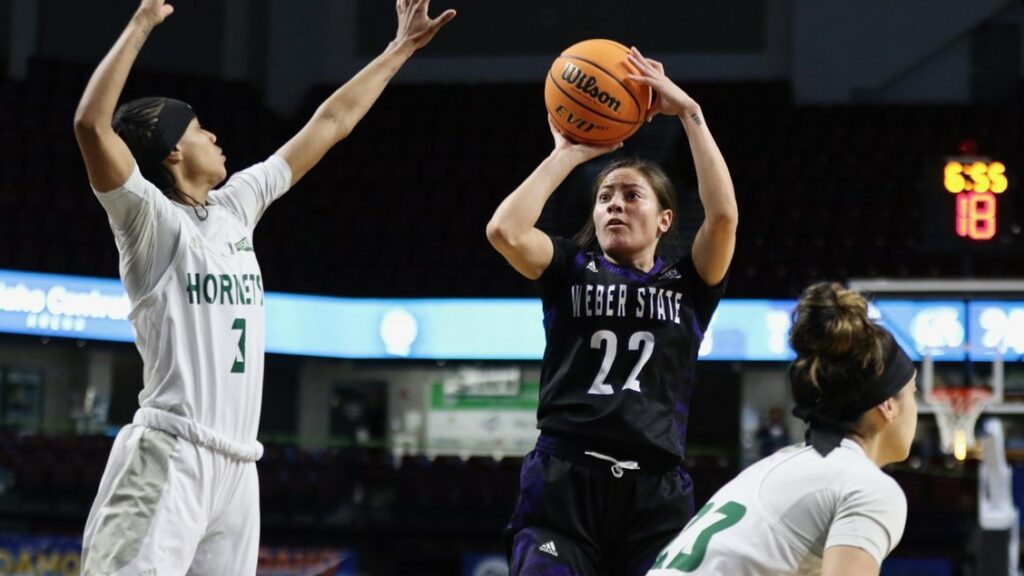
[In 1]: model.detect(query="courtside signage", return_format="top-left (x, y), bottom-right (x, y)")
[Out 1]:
top-left (0, 269), bottom-right (1008, 361)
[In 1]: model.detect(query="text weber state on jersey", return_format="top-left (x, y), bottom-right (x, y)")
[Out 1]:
top-left (184, 273), bottom-right (265, 306)
top-left (570, 282), bottom-right (688, 324)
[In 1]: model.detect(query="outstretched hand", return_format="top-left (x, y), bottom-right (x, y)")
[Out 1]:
top-left (394, 0), bottom-right (456, 51)
top-left (626, 47), bottom-right (699, 123)
top-left (134, 0), bottom-right (174, 27)
top-left (548, 115), bottom-right (621, 164)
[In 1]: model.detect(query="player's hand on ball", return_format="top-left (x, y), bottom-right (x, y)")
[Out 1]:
top-left (548, 115), bottom-right (622, 164)
top-left (134, 0), bottom-right (174, 27)
top-left (627, 47), bottom-right (699, 122)
top-left (394, 0), bottom-right (456, 51)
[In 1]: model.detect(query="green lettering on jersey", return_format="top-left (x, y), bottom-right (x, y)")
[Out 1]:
top-left (185, 274), bottom-right (201, 304)
top-left (652, 501), bottom-right (747, 572)
top-left (231, 318), bottom-right (246, 373)
top-left (234, 274), bottom-right (245, 305)
top-left (242, 275), bottom-right (253, 305)
top-left (202, 275), bottom-right (217, 304)
top-left (219, 275), bottom-right (234, 305)
top-left (184, 273), bottom-right (263, 307)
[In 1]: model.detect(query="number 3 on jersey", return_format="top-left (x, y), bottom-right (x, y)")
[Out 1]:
top-left (588, 330), bottom-right (655, 395)
top-left (652, 500), bottom-right (746, 572)
top-left (231, 318), bottom-right (246, 374)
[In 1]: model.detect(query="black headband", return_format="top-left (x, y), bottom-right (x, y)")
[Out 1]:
top-left (793, 330), bottom-right (916, 456)
top-left (141, 98), bottom-right (194, 174)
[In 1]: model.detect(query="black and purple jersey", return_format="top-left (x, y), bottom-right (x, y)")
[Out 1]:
top-left (536, 236), bottom-right (726, 462)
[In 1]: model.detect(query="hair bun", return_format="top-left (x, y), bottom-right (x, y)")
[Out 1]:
top-left (788, 282), bottom-right (893, 419)
top-left (790, 282), bottom-right (882, 363)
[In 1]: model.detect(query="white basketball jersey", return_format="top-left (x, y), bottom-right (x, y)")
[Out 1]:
top-left (95, 156), bottom-right (291, 453)
top-left (648, 439), bottom-right (907, 576)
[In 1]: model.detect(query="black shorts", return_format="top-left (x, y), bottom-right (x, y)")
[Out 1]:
top-left (504, 434), bottom-right (694, 576)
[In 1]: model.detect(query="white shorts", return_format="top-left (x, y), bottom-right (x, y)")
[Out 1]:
top-left (81, 424), bottom-right (260, 576)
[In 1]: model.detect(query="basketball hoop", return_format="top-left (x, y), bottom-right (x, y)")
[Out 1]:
top-left (929, 387), bottom-right (993, 461)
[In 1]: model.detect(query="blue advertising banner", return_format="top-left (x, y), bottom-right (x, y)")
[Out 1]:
top-left (0, 270), bottom-right (132, 343)
top-left (0, 536), bottom-right (81, 576)
top-left (0, 269), bottom-right (1012, 362)
top-left (257, 547), bottom-right (357, 576)
top-left (967, 301), bottom-right (1024, 360)
top-left (0, 536), bottom-right (357, 576)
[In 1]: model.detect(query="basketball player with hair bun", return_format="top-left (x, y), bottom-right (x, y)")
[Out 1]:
top-left (487, 47), bottom-right (738, 575)
top-left (649, 282), bottom-right (917, 576)
top-left (72, 0), bottom-right (453, 573)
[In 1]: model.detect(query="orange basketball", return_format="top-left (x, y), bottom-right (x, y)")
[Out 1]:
top-left (544, 39), bottom-right (652, 145)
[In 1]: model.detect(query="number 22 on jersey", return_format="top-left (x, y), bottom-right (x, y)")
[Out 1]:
top-left (588, 330), bottom-right (655, 395)
top-left (651, 500), bottom-right (747, 572)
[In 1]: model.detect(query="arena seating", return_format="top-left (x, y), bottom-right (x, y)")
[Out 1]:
top-left (0, 431), bottom-right (986, 559)
top-left (1, 59), bottom-right (1019, 298)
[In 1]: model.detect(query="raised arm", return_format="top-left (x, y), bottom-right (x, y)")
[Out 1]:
top-left (628, 48), bottom-right (738, 286)
top-left (276, 0), bottom-right (455, 187)
top-left (74, 0), bottom-right (174, 192)
top-left (486, 117), bottom-right (619, 280)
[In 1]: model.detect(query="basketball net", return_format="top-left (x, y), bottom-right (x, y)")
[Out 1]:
top-left (922, 352), bottom-right (1003, 461)
top-left (929, 387), bottom-right (992, 460)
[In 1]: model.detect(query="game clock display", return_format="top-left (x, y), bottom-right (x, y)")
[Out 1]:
top-left (943, 159), bottom-right (1007, 240)
top-left (922, 156), bottom-right (1016, 249)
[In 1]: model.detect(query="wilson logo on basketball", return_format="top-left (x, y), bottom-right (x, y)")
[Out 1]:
top-left (560, 63), bottom-right (622, 113)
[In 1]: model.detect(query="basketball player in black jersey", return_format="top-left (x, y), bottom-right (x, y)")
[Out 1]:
top-left (487, 48), bottom-right (737, 576)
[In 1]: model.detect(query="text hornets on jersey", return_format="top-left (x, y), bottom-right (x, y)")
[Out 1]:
top-left (184, 273), bottom-right (264, 306)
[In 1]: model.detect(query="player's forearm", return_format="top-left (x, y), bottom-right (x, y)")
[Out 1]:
top-left (309, 40), bottom-right (416, 143)
top-left (487, 151), bottom-right (577, 243)
top-left (74, 15), bottom-right (154, 131)
top-left (682, 109), bottom-right (738, 228)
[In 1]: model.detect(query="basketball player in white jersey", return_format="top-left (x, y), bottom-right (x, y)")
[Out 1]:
top-left (72, 0), bottom-right (454, 573)
top-left (649, 282), bottom-right (918, 576)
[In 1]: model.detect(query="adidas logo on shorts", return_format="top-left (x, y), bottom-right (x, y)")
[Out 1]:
top-left (539, 540), bottom-right (559, 557)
